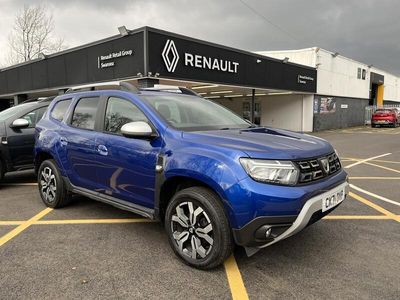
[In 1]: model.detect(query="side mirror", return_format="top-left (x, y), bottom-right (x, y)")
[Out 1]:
top-left (121, 121), bottom-right (156, 138)
top-left (10, 118), bottom-right (30, 129)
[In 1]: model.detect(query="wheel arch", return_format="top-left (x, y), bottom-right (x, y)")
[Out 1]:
top-left (34, 151), bottom-right (55, 174)
top-left (156, 174), bottom-right (235, 228)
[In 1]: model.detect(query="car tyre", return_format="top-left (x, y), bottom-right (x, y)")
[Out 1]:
top-left (38, 159), bottom-right (71, 208)
top-left (165, 186), bottom-right (233, 270)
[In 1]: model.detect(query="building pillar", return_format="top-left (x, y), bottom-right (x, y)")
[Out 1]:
top-left (13, 94), bottom-right (28, 106)
top-left (137, 78), bottom-right (159, 88)
top-left (250, 89), bottom-right (255, 123)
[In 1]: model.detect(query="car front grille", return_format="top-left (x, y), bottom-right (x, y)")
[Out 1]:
top-left (294, 152), bottom-right (341, 184)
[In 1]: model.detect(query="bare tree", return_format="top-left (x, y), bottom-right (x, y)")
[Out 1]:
top-left (7, 5), bottom-right (66, 65)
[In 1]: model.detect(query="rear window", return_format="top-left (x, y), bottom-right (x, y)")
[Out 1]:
top-left (51, 99), bottom-right (72, 121)
top-left (71, 97), bottom-right (99, 130)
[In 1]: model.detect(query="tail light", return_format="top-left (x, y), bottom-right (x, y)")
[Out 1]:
top-left (1, 137), bottom-right (7, 145)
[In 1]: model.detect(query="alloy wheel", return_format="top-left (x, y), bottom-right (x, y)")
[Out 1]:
top-left (170, 201), bottom-right (214, 260)
top-left (40, 167), bottom-right (57, 203)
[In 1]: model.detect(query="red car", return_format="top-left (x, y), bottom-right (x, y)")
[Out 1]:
top-left (371, 109), bottom-right (399, 128)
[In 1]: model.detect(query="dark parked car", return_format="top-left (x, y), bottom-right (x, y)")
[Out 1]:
top-left (371, 108), bottom-right (399, 128)
top-left (0, 98), bottom-right (52, 181)
top-left (34, 83), bottom-right (348, 269)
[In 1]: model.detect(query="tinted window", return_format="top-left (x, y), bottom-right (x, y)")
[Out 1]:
top-left (71, 97), bottom-right (99, 130)
top-left (22, 106), bottom-right (47, 128)
top-left (105, 97), bottom-right (148, 134)
top-left (51, 99), bottom-right (72, 121)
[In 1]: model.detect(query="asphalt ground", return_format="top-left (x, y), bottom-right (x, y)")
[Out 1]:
top-left (1, 125), bottom-right (399, 299)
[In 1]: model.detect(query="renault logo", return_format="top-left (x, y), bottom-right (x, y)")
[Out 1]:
top-left (320, 158), bottom-right (330, 174)
top-left (162, 39), bottom-right (179, 73)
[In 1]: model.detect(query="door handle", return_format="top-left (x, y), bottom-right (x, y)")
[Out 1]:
top-left (60, 137), bottom-right (68, 146)
top-left (97, 144), bottom-right (108, 156)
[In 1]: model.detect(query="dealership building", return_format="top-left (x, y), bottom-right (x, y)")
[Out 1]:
top-left (0, 26), bottom-right (399, 132)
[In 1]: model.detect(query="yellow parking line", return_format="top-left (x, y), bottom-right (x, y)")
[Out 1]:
top-left (0, 183), bottom-right (37, 186)
top-left (4, 215), bottom-right (400, 226)
top-left (344, 153), bottom-right (392, 169)
top-left (349, 176), bottom-right (400, 180)
top-left (343, 157), bottom-right (400, 173)
top-left (0, 221), bottom-right (24, 225)
top-left (363, 162), bottom-right (400, 174)
top-left (224, 255), bottom-right (249, 300)
top-left (349, 192), bottom-right (400, 223)
top-left (349, 177), bottom-right (400, 180)
top-left (35, 218), bottom-right (156, 224)
top-left (323, 215), bottom-right (391, 220)
top-left (0, 208), bottom-right (53, 247)
top-left (371, 159), bottom-right (400, 164)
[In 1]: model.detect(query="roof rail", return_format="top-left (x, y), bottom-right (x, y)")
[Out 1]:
top-left (65, 81), bottom-right (140, 94)
top-left (141, 85), bottom-right (201, 97)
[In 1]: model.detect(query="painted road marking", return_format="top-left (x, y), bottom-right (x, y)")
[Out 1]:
top-left (0, 221), bottom-right (24, 225)
top-left (363, 161), bottom-right (400, 174)
top-left (3, 215), bottom-right (400, 226)
top-left (371, 159), bottom-right (400, 164)
top-left (349, 192), bottom-right (400, 223)
top-left (35, 218), bottom-right (156, 224)
top-left (0, 208), bottom-right (53, 247)
top-left (350, 184), bottom-right (400, 207)
top-left (323, 215), bottom-right (391, 220)
top-left (224, 255), bottom-right (249, 300)
top-left (345, 153), bottom-right (392, 169)
top-left (349, 177), bottom-right (400, 180)
top-left (0, 183), bottom-right (37, 186)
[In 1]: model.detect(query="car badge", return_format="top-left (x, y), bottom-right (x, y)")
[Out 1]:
top-left (320, 158), bottom-right (330, 173)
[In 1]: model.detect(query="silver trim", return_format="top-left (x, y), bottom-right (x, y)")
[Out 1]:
top-left (258, 181), bottom-right (349, 249)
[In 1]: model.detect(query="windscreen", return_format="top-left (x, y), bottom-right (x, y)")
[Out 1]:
top-left (0, 103), bottom-right (36, 122)
top-left (140, 94), bottom-right (251, 131)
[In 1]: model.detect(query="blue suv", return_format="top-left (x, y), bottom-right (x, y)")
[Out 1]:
top-left (35, 82), bottom-right (348, 269)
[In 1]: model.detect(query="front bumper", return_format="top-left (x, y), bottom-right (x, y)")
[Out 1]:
top-left (232, 181), bottom-right (349, 250)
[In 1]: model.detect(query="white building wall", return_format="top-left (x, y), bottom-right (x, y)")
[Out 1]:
top-left (258, 48), bottom-right (400, 103)
top-left (260, 94), bottom-right (313, 132)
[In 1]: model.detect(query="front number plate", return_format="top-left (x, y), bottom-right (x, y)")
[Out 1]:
top-left (321, 187), bottom-right (345, 212)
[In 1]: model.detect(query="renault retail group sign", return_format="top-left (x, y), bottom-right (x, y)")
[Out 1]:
top-left (97, 49), bottom-right (134, 69)
top-left (162, 39), bottom-right (239, 74)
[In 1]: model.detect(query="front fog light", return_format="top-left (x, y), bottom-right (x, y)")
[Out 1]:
top-left (240, 158), bottom-right (299, 185)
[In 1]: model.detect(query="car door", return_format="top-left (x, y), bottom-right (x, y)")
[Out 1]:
top-left (94, 96), bottom-right (161, 209)
top-left (7, 105), bottom-right (47, 168)
top-left (60, 96), bottom-right (101, 190)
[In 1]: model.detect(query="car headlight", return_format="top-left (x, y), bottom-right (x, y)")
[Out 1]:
top-left (240, 158), bottom-right (299, 185)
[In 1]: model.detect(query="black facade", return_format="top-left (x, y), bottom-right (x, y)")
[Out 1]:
top-left (313, 95), bottom-right (369, 131)
top-left (0, 27), bottom-right (317, 97)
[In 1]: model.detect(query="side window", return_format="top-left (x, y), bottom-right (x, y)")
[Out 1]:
top-left (105, 97), bottom-right (148, 134)
top-left (51, 99), bottom-right (72, 121)
top-left (22, 106), bottom-right (48, 128)
top-left (71, 97), bottom-right (99, 130)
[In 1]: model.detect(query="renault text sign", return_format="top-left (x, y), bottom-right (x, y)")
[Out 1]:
top-left (162, 39), bottom-right (239, 74)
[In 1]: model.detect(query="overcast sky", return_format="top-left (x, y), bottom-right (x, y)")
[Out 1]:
top-left (1, 0), bottom-right (399, 74)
